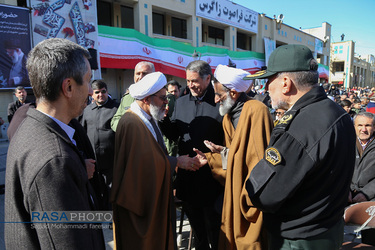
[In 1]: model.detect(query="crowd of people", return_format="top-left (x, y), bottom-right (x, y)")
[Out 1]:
top-left (2, 39), bottom-right (375, 250)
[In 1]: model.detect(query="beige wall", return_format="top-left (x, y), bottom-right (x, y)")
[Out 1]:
top-left (113, 0), bottom-right (329, 57)
top-left (0, 0), bottom-right (17, 5)
top-left (1, 0), bottom-right (337, 108)
top-left (253, 15), bottom-right (329, 65)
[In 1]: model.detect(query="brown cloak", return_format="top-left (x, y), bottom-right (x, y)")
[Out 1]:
top-left (206, 99), bottom-right (273, 250)
top-left (110, 111), bottom-right (174, 250)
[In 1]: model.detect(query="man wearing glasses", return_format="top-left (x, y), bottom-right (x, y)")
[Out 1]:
top-left (80, 79), bottom-right (119, 209)
top-left (111, 72), bottom-right (205, 249)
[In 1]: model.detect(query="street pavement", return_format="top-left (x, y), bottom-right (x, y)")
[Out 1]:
top-left (0, 139), bottom-right (193, 249)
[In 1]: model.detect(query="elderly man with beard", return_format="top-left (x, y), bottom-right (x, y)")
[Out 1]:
top-left (4, 39), bottom-right (29, 87)
top-left (194, 64), bottom-right (273, 250)
top-left (111, 72), bottom-right (205, 249)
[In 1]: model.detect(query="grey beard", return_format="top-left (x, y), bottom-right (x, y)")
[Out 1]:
top-left (150, 103), bottom-right (165, 121)
top-left (219, 96), bottom-right (236, 116)
top-left (271, 99), bottom-right (289, 110)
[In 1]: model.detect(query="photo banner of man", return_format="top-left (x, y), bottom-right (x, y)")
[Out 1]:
top-left (0, 4), bottom-right (31, 89)
top-left (30, 0), bottom-right (101, 78)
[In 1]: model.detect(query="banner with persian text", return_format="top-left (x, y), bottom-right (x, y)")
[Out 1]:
top-left (0, 4), bottom-right (31, 89)
top-left (196, 0), bottom-right (258, 34)
top-left (98, 26), bottom-right (265, 79)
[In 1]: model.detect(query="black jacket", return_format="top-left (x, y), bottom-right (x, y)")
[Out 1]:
top-left (246, 86), bottom-right (356, 239)
top-left (80, 98), bottom-right (119, 172)
top-left (160, 84), bottom-right (224, 206)
top-left (7, 99), bottom-right (30, 123)
top-left (351, 137), bottom-right (375, 200)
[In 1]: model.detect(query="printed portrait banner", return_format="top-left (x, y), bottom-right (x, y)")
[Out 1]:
top-left (30, 0), bottom-right (101, 78)
top-left (196, 0), bottom-right (258, 34)
top-left (263, 37), bottom-right (276, 66)
top-left (98, 26), bottom-right (265, 79)
top-left (0, 4), bottom-right (31, 89)
top-left (315, 38), bottom-right (323, 55)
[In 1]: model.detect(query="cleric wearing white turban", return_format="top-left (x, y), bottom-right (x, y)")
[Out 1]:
top-left (129, 71), bottom-right (167, 100)
top-left (214, 64), bottom-right (252, 92)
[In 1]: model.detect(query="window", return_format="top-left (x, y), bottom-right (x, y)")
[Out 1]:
top-left (171, 17), bottom-right (187, 39)
top-left (121, 6), bottom-right (134, 29)
top-left (153, 13), bottom-right (165, 35)
top-left (237, 32), bottom-right (252, 51)
top-left (17, 0), bottom-right (27, 7)
top-left (207, 26), bottom-right (224, 46)
top-left (333, 62), bottom-right (345, 72)
top-left (97, 1), bottom-right (112, 26)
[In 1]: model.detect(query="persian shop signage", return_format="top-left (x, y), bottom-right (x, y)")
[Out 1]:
top-left (196, 0), bottom-right (258, 34)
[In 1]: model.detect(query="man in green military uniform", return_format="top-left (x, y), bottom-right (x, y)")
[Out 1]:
top-left (110, 61), bottom-right (155, 131)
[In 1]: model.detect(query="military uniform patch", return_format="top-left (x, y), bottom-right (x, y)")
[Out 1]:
top-left (248, 70), bottom-right (266, 78)
top-left (278, 114), bottom-right (293, 125)
top-left (265, 147), bottom-right (281, 165)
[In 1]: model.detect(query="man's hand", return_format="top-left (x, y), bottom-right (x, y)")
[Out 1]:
top-left (204, 140), bottom-right (224, 153)
top-left (177, 155), bottom-right (201, 171)
top-left (193, 148), bottom-right (208, 167)
top-left (352, 192), bottom-right (368, 203)
top-left (85, 159), bottom-right (96, 179)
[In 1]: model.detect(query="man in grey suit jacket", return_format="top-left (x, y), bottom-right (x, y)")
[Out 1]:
top-left (5, 38), bottom-right (105, 249)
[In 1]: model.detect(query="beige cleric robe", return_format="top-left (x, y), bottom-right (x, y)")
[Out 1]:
top-left (206, 99), bottom-right (273, 250)
top-left (110, 111), bottom-right (174, 250)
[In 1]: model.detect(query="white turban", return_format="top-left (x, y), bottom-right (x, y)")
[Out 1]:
top-left (214, 64), bottom-right (252, 93)
top-left (129, 72), bottom-right (167, 100)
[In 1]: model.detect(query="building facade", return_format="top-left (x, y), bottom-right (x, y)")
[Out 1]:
top-left (0, 0), bottom-right (331, 128)
top-left (330, 41), bottom-right (375, 88)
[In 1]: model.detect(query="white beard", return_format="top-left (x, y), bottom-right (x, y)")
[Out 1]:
top-left (150, 102), bottom-right (165, 121)
top-left (219, 96), bottom-right (236, 116)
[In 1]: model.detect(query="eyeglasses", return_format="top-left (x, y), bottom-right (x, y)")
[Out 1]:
top-left (151, 94), bottom-right (168, 102)
top-left (94, 89), bottom-right (107, 94)
top-left (275, 112), bottom-right (285, 115)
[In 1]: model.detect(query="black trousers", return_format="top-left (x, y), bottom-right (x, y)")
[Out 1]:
top-left (183, 201), bottom-right (221, 250)
top-left (362, 229), bottom-right (375, 246)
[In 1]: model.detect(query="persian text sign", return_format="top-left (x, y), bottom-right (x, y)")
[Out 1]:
top-left (0, 4), bottom-right (31, 89)
top-left (196, 0), bottom-right (258, 34)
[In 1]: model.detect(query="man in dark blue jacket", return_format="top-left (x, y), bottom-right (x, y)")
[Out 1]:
top-left (245, 45), bottom-right (356, 250)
